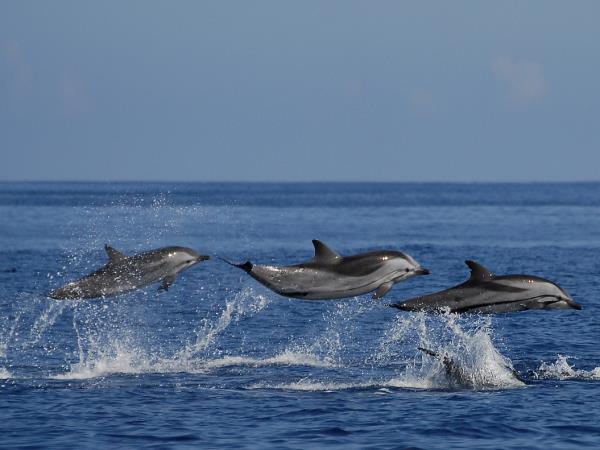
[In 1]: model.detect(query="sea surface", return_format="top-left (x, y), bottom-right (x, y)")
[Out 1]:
top-left (1, 182), bottom-right (599, 449)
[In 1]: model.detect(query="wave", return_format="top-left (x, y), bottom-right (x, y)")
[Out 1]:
top-left (0, 367), bottom-right (11, 379)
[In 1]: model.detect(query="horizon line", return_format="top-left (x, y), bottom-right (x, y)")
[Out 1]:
top-left (0, 179), bottom-right (599, 185)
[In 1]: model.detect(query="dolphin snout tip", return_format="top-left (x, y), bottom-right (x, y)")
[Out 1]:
top-left (417, 267), bottom-right (430, 275)
top-left (569, 300), bottom-right (583, 310)
top-left (197, 255), bottom-right (210, 261)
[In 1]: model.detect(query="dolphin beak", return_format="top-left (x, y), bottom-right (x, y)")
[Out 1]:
top-left (567, 299), bottom-right (582, 310)
top-left (197, 255), bottom-right (210, 262)
top-left (416, 267), bottom-right (430, 275)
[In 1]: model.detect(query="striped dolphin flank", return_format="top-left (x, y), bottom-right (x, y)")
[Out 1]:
top-left (393, 260), bottom-right (581, 314)
top-left (225, 240), bottom-right (429, 300)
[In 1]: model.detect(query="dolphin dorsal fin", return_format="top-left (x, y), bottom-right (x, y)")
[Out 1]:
top-left (105, 245), bottom-right (127, 262)
top-left (465, 260), bottom-right (493, 282)
top-left (311, 240), bottom-right (342, 264)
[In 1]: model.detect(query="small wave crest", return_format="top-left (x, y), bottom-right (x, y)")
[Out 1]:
top-left (53, 349), bottom-right (335, 380)
top-left (203, 350), bottom-right (335, 370)
top-left (53, 345), bottom-right (151, 380)
top-left (534, 355), bottom-right (600, 381)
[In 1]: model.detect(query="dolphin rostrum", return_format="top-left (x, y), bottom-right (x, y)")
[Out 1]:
top-left (49, 245), bottom-right (209, 299)
top-left (393, 260), bottom-right (581, 313)
top-left (224, 240), bottom-right (429, 300)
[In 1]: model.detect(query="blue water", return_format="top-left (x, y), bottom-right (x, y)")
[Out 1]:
top-left (1, 182), bottom-right (599, 449)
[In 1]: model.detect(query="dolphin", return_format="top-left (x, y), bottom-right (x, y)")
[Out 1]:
top-left (49, 245), bottom-right (209, 299)
top-left (417, 347), bottom-right (524, 388)
top-left (392, 260), bottom-right (581, 313)
top-left (224, 240), bottom-right (429, 300)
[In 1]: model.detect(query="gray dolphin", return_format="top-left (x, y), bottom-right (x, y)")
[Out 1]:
top-left (49, 245), bottom-right (209, 299)
top-left (393, 260), bottom-right (581, 313)
top-left (224, 240), bottom-right (429, 300)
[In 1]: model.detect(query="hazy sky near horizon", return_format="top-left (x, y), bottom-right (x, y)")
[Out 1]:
top-left (1, 1), bottom-right (599, 182)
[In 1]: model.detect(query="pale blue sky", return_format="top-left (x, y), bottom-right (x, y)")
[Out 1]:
top-left (1, 1), bottom-right (599, 181)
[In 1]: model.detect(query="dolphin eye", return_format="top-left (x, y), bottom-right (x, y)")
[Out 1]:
top-left (405, 268), bottom-right (410, 272)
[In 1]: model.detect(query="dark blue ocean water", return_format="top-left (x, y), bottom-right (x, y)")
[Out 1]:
top-left (1, 182), bottom-right (599, 449)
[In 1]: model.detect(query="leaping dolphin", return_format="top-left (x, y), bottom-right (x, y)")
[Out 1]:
top-left (49, 245), bottom-right (209, 299)
top-left (392, 260), bottom-right (581, 313)
top-left (224, 240), bottom-right (429, 300)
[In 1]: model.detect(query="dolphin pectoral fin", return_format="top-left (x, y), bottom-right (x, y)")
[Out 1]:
top-left (105, 244), bottom-right (127, 262)
top-left (311, 240), bottom-right (342, 265)
top-left (373, 282), bottom-right (394, 299)
top-left (158, 275), bottom-right (177, 292)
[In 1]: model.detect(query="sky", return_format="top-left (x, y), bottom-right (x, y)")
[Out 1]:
top-left (1, 1), bottom-right (599, 182)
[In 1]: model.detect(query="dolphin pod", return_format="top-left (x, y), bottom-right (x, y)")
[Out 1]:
top-left (49, 245), bottom-right (209, 299)
top-left (47, 241), bottom-right (581, 313)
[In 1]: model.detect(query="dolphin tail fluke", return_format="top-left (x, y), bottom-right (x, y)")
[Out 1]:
top-left (218, 257), bottom-right (253, 272)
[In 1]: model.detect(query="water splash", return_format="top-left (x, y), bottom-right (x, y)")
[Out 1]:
top-left (58, 299), bottom-right (154, 379)
top-left (534, 355), bottom-right (600, 381)
top-left (54, 341), bottom-right (152, 380)
top-left (245, 309), bottom-right (525, 392)
top-left (0, 311), bottom-right (21, 357)
top-left (56, 287), bottom-right (272, 380)
top-left (176, 287), bottom-right (270, 361)
top-left (282, 300), bottom-right (374, 367)
top-left (28, 301), bottom-right (68, 345)
top-left (380, 313), bottom-right (524, 390)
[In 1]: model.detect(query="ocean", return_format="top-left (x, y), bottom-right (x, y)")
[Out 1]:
top-left (1, 182), bottom-right (599, 449)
